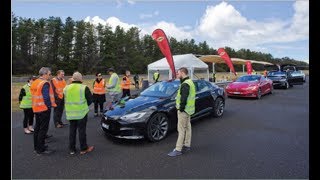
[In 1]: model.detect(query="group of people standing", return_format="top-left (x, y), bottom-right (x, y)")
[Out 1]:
top-left (18, 67), bottom-right (140, 155)
top-left (18, 66), bottom-right (194, 157)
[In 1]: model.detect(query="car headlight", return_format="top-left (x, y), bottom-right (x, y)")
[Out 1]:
top-left (120, 112), bottom-right (147, 122)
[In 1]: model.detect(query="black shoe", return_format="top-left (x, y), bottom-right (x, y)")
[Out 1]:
top-left (45, 134), bottom-right (53, 139)
top-left (182, 146), bottom-right (191, 153)
top-left (36, 149), bottom-right (55, 155)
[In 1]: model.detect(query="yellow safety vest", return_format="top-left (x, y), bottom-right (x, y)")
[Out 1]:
top-left (176, 79), bottom-right (196, 115)
top-left (19, 84), bottom-right (32, 109)
top-left (64, 84), bottom-right (89, 120)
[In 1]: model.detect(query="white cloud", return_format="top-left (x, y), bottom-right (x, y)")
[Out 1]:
top-left (196, 1), bottom-right (309, 53)
top-left (139, 11), bottom-right (159, 19)
top-left (142, 21), bottom-right (193, 41)
top-left (84, 16), bottom-right (137, 32)
top-left (127, 0), bottom-right (135, 5)
top-left (83, 0), bottom-right (308, 62)
top-left (85, 16), bottom-right (193, 41)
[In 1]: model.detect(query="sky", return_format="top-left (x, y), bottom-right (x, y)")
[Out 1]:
top-left (12, 0), bottom-right (309, 64)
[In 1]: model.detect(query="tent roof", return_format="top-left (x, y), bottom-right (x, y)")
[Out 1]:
top-left (148, 54), bottom-right (208, 69)
top-left (197, 54), bottom-right (274, 65)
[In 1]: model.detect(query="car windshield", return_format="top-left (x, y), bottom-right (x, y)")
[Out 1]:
top-left (235, 75), bottom-right (260, 82)
top-left (268, 71), bottom-right (286, 76)
top-left (140, 81), bottom-right (180, 98)
top-left (291, 71), bottom-right (304, 75)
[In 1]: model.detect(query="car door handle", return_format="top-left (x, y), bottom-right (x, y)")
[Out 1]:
top-left (195, 97), bottom-right (199, 99)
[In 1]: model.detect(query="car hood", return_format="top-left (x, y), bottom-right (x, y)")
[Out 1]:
top-left (105, 96), bottom-right (166, 117)
top-left (268, 76), bottom-right (285, 81)
top-left (227, 82), bottom-right (258, 89)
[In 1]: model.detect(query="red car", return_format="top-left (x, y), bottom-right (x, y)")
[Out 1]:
top-left (225, 74), bottom-right (273, 99)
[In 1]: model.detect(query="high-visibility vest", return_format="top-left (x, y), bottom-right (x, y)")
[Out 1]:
top-left (121, 76), bottom-right (131, 90)
top-left (19, 84), bottom-right (32, 109)
top-left (176, 79), bottom-right (196, 115)
top-left (64, 83), bottom-right (89, 120)
top-left (51, 77), bottom-right (66, 99)
top-left (31, 78), bottom-right (57, 113)
top-left (153, 72), bottom-right (159, 81)
top-left (108, 73), bottom-right (121, 93)
top-left (93, 79), bottom-right (106, 94)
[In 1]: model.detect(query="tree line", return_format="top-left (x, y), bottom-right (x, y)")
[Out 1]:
top-left (12, 13), bottom-right (309, 76)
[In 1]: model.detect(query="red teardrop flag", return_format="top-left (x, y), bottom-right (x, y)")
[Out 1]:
top-left (218, 48), bottom-right (237, 76)
top-left (152, 29), bottom-right (176, 79)
top-left (246, 61), bottom-right (252, 75)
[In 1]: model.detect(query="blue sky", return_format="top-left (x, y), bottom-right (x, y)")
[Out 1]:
top-left (12, 0), bottom-right (309, 63)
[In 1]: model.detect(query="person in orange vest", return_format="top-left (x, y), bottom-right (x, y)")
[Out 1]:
top-left (19, 75), bottom-right (37, 134)
top-left (51, 70), bottom-right (67, 128)
top-left (121, 70), bottom-right (133, 98)
top-left (92, 73), bottom-right (106, 117)
top-left (30, 67), bottom-right (57, 155)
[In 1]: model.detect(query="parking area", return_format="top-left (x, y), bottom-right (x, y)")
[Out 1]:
top-left (12, 77), bottom-right (309, 179)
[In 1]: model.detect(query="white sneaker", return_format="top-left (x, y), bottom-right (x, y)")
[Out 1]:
top-left (28, 126), bottom-right (34, 132)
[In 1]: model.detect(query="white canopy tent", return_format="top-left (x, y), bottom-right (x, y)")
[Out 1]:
top-left (147, 54), bottom-right (209, 81)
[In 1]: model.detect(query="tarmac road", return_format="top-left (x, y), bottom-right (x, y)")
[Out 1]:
top-left (12, 78), bottom-right (309, 179)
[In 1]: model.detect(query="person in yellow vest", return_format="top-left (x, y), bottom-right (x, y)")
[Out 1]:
top-left (252, 69), bottom-right (257, 75)
top-left (106, 68), bottom-right (121, 104)
top-left (30, 67), bottom-right (57, 155)
top-left (121, 70), bottom-right (133, 98)
top-left (51, 70), bottom-right (67, 128)
top-left (168, 67), bottom-right (196, 157)
top-left (153, 69), bottom-right (160, 83)
top-left (19, 76), bottom-right (37, 134)
top-left (64, 71), bottom-right (94, 155)
top-left (92, 72), bottom-right (106, 117)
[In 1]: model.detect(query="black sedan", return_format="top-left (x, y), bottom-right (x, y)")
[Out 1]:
top-left (267, 70), bottom-right (304, 89)
top-left (101, 79), bottom-right (225, 142)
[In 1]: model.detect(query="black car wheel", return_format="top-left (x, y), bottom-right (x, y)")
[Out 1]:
top-left (256, 88), bottom-right (262, 99)
top-left (212, 97), bottom-right (224, 117)
top-left (146, 113), bottom-right (169, 142)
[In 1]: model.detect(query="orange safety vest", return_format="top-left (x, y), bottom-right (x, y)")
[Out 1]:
top-left (93, 79), bottom-right (106, 95)
top-left (31, 78), bottom-right (57, 113)
top-left (51, 77), bottom-right (66, 99)
top-left (121, 76), bottom-right (131, 90)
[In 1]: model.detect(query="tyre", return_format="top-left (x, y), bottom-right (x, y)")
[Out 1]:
top-left (212, 97), bottom-right (224, 117)
top-left (269, 84), bottom-right (273, 94)
top-left (146, 113), bottom-right (169, 142)
top-left (256, 88), bottom-right (262, 99)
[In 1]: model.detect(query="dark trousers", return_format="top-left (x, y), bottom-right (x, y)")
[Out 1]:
top-left (53, 98), bottom-right (64, 125)
top-left (69, 114), bottom-right (88, 151)
top-left (94, 101), bottom-right (104, 113)
top-left (121, 89), bottom-right (131, 98)
top-left (23, 108), bottom-right (34, 128)
top-left (34, 109), bottom-right (51, 152)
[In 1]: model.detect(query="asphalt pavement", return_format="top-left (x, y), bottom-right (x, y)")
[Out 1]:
top-left (12, 79), bottom-right (309, 179)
